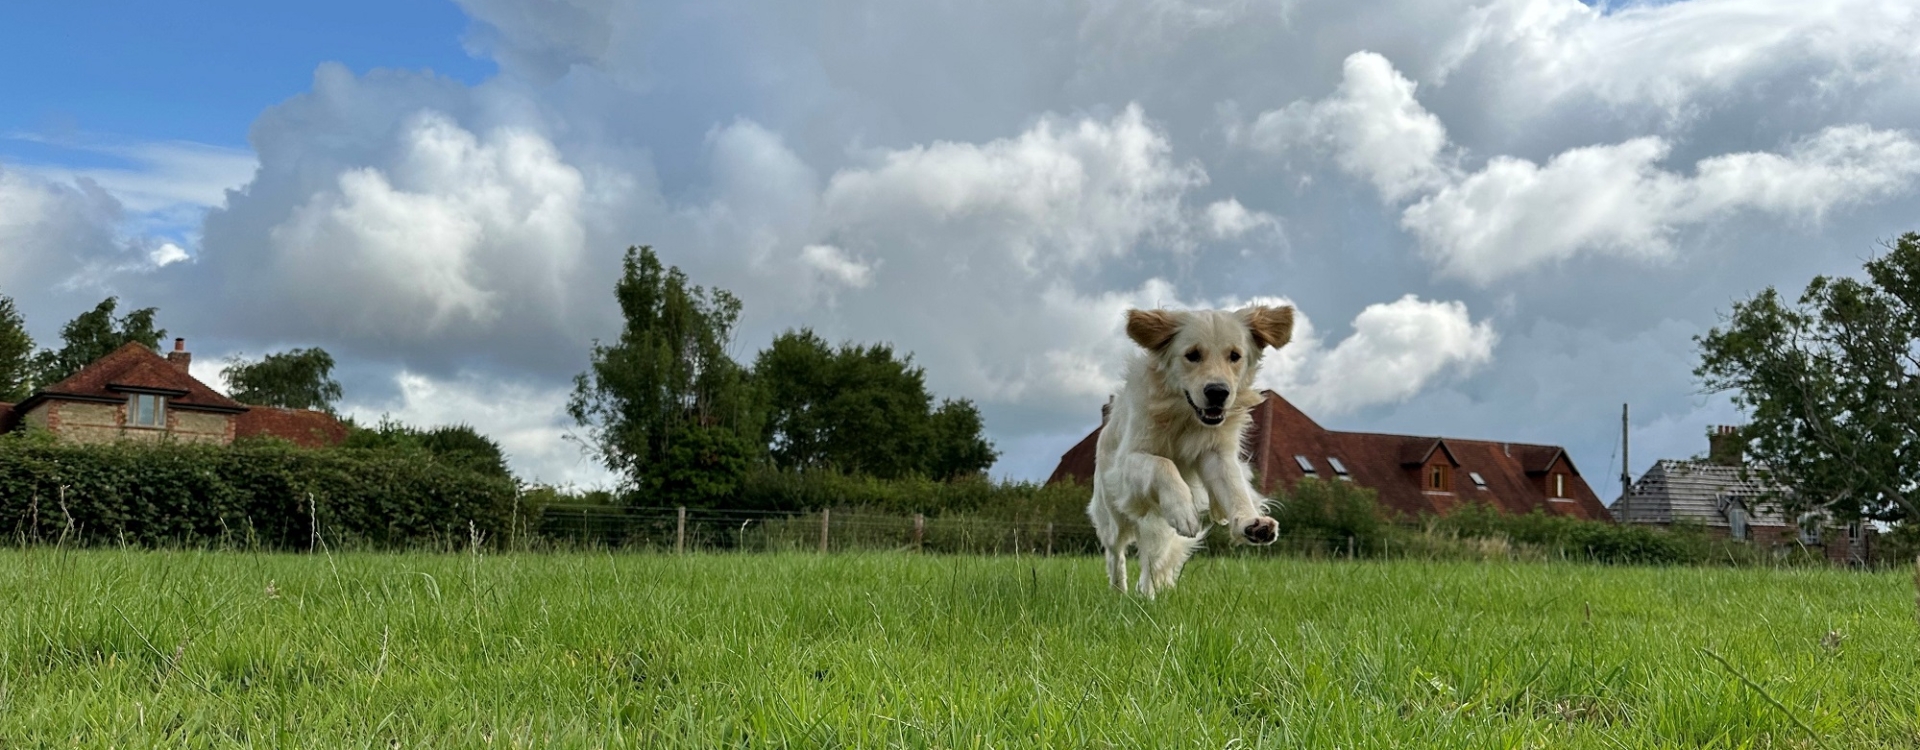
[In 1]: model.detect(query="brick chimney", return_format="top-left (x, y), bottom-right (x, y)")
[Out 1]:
top-left (1100, 395), bottom-right (1115, 424)
top-left (1707, 425), bottom-right (1744, 466)
top-left (166, 338), bottom-right (191, 374)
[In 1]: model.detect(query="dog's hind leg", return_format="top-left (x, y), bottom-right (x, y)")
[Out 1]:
top-left (1087, 489), bottom-right (1133, 592)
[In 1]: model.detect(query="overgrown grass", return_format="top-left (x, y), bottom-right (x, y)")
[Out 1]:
top-left (2, 549), bottom-right (1914, 747)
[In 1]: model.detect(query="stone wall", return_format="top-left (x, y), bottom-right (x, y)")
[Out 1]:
top-left (29, 399), bottom-right (234, 446)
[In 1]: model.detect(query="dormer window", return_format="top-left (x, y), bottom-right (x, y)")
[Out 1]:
top-left (1554, 474), bottom-right (1565, 498)
top-left (1468, 471), bottom-right (1488, 489)
top-left (130, 393), bottom-right (166, 428)
top-left (1327, 457), bottom-right (1350, 480)
top-left (1428, 464), bottom-right (1451, 491)
top-left (1294, 455), bottom-right (1316, 475)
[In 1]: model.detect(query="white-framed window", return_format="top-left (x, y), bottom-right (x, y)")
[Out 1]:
top-left (1468, 471), bottom-right (1488, 489)
top-left (1327, 456), bottom-right (1348, 476)
top-left (1796, 512), bottom-right (1822, 545)
top-left (1294, 455), bottom-right (1316, 475)
top-left (129, 393), bottom-right (166, 428)
top-left (1554, 474), bottom-right (1565, 498)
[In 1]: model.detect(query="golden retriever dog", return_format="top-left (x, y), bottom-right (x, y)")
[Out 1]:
top-left (1087, 305), bottom-right (1295, 598)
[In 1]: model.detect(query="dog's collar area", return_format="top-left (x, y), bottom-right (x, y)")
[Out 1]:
top-left (1184, 391), bottom-right (1227, 426)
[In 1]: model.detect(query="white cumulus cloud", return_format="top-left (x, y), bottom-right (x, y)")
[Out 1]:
top-left (1257, 295), bottom-right (1497, 416)
top-left (263, 111), bottom-right (588, 337)
top-left (1249, 51), bottom-right (1920, 285)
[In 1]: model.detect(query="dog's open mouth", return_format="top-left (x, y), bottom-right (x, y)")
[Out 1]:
top-left (1185, 392), bottom-right (1226, 426)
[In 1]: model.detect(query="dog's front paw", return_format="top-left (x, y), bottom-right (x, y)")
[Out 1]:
top-left (1241, 516), bottom-right (1278, 545)
top-left (1166, 503), bottom-right (1204, 537)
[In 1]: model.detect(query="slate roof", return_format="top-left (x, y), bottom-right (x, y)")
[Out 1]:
top-left (1610, 459), bottom-right (1787, 528)
top-left (1048, 390), bottom-right (1612, 521)
top-left (21, 342), bottom-right (245, 413)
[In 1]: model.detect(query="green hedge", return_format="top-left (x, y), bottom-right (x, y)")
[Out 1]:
top-left (0, 437), bottom-right (520, 549)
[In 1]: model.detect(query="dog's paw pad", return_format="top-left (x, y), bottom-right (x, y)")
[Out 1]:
top-left (1243, 517), bottom-right (1278, 545)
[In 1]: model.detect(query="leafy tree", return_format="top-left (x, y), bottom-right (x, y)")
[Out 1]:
top-left (928, 398), bottom-right (997, 480)
top-left (0, 295), bottom-right (33, 402)
top-left (31, 297), bottom-right (165, 386)
top-left (568, 246), bottom-right (763, 504)
top-left (1696, 231), bottom-right (1920, 523)
top-left (754, 328), bottom-right (998, 479)
top-left (341, 417), bottom-right (513, 480)
top-left (223, 348), bottom-right (345, 412)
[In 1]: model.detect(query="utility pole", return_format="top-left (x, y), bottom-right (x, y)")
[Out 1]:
top-left (1620, 403), bottom-right (1631, 501)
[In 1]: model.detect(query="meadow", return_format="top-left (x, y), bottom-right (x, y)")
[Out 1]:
top-left (2, 548), bottom-right (1915, 748)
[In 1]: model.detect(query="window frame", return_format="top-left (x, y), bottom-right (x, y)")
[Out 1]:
top-left (1293, 455), bottom-right (1317, 475)
top-left (128, 393), bottom-right (167, 429)
top-left (1554, 473), bottom-right (1565, 498)
top-left (1427, 463), bottom-right (1450, 492)
top-left (1468, 471), bottom-right (1487, 489)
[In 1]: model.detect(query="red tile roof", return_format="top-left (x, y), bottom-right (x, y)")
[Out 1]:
top-left (235, 406), bottom-right (347, 448)
top-left (27, 342), bottom-right (244, 413)
top-left (1048, 390), bottom-right (1612, 522)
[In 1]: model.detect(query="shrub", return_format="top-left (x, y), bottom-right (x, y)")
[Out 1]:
top-left (1270, 477), bottom-right (1388, 553)
top-left (0, 437), bottom-right (519, 549)
top-left (1430, 503), bottom-right (1701, 565)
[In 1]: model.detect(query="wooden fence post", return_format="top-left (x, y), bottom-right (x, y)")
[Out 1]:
top-left (1046, 523), bottom-right (1054, 556)
top-left (820, 508), bottom-right (831, 553)
top-left (676, 506), bottom-right (687, 554)
top-left (913, 514), bottom-right (925, 553)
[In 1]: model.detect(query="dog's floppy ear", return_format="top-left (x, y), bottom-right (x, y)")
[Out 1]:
top-left (1125, 309), bottom-right (1182, 351)
top-left (1239, 305), bottom-right (1295, 349)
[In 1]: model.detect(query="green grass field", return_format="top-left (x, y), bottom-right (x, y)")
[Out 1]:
top-left (2, 549), bottom-right (1915, 748)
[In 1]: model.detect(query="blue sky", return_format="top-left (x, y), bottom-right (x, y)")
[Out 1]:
top-left (0, 1), bottom-right (490, 148)
top-left (3, 0), bottom-right (1918, 489)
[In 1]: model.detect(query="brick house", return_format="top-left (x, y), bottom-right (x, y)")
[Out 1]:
top-left (1047, 390), bottom-right (1611, 521)
top-left (0, 339), bottom-right (346, 448)
top-left (1611, 426), bottom-right (1875, 565)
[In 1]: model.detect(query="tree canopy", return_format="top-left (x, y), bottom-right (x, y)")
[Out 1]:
top-left (568, 246), bottom-right (762, 505)
top-left (1696, 231), bottom-right (1920, 523)
top-left (754, 329), bottom-right (997, 479)
top-left (32, 297), bottom-right (165, 387)
top-left (0, 295), bottom-right (33, 402)
top-left (223, 348), bottom-right (345, 412)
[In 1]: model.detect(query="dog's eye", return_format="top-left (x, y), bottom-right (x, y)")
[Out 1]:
top-left (1184, 349), bottom-right (1202, 363)
top-left (1229, 350), bottom-right (1242, 363)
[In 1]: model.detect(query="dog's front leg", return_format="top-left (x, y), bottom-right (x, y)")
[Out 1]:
top-left (1200, 452), bottom-right (1278, 545)
top-left (1115, 452), bottom-right (1203, 537)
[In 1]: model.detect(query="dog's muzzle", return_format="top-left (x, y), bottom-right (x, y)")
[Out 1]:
top-left (1185, 391), bottom-right (1226, 426)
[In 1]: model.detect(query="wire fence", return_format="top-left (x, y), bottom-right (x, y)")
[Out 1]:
top-left (537, 505), bottom-right (1108, 555)
top-left (533, 504), bottom-right (1395, 558)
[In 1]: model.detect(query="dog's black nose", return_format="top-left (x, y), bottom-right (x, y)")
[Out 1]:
top-left (1203, 383), bottom-right (1230, 407)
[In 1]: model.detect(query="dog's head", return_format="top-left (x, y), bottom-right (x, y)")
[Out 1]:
top-left (1126, 305), bottom-right (1295, 427)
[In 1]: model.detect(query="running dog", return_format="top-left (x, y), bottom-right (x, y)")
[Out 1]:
top-left (1087, 305), bottom-right (1294, 598)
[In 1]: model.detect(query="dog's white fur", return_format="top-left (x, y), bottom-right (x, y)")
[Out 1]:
top-left (1087, 306), bottom-right (1295, 598)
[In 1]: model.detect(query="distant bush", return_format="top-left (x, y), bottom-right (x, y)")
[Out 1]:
top-left (1269, 477), bottom-right (1389, 553)
top-left (0, 437), bottom-right (520, 549)
top-left (339, 417), bottom-right (514, 480)
top-left (1421, 502), bottom-right (1795, 566)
